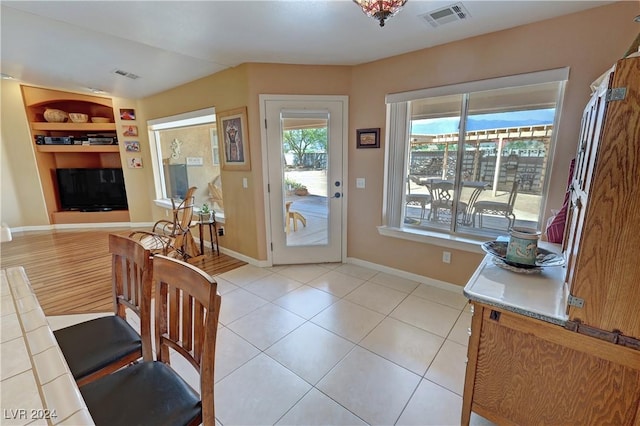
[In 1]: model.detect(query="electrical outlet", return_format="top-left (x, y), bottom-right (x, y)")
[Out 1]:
top-left (217, 227), bottom-right (224, 236)
top-left (442, 251), bottom-right (451, 264)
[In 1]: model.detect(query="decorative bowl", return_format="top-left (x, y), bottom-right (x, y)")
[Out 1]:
top-left (43, 108), bottom-right (68, 123)
top-left (69, 113), bottom-right (89, 123)
top-left (91, 117), bottom-right (110, 123)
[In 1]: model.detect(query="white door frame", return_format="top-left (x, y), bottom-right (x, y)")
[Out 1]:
top-left (259, 94), bottom-right (348, 266)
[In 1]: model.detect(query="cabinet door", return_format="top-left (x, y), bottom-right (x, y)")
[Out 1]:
top-left (563, 72), bottom-right (610, 295)
top-left (575, 71), bottom-right (611, 194)
top-left (567, 57), bottom-right (640, 338)
top-left (469, 306), bottom-right (640, 425)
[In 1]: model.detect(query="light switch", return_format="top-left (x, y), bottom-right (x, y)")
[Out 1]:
top-left (242, 177), bottom-right (248, 188)
top-left (356, 178), bottom-right (365, 189)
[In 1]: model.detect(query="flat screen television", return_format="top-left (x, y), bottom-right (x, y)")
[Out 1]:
top-left (56, 168), bottom-right (128, 211)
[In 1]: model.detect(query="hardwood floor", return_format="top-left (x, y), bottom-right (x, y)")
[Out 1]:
top-left (0, 228), bottom-right (246, 316)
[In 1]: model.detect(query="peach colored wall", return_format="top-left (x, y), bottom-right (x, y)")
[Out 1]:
top-left (1, 79), bottom-right (49, 227)
top-left (245, 63), bottom-right (352, 260)
top-left (347, 2), bottom-right (639, 285)
top-left (136, 65), bottom-right (260, 258)
top-left (2, 2), bottom-right (636, 285)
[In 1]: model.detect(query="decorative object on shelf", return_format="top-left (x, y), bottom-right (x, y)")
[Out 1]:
top-left (43, 108), bottom-right (68, 123)
top-left (217, 107), bottom-right (251, 171)
top-left (123, 125), bottom-right (138, 136)
top-left (481, 241), bottom-right (564, 269)
top-left (91, 117), bottom-right (110, 123)
top-left (119, 108), bottom-right (136, 121)
top-left (506, 226), bottom-right (540, 266)
top-left (356, 128), bottom-right (380, 148)
top-left (68, 113), bottom-right (89, 123)
top-left (124, 141), bottom-right (140, 152)
top-left (353, 0), bottom-right (407, 27)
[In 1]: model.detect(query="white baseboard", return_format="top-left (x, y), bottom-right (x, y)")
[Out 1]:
top-left (346, 256), bottom-right (462, 293)
top-left (6, 225), bottom-right (459, 291)
top-left (8, 222), bottom-right (155, 233)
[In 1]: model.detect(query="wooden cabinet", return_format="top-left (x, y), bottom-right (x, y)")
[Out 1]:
top-left (562, 56), bottom-right (640, 340)
top-left (463, 303), bottom-right (640, 425)
top-left (463, 56), bottom-right (640, 425)
top-left (21, 85), bottom-right (129, 224)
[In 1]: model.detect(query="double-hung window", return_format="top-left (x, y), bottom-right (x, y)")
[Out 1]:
top-left (383, 68), bottom-right (568, 240)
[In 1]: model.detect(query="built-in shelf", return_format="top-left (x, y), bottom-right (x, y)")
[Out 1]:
top-left (36, 145), bottom-right (120, 153)
top-left (31, 122), bottom-right (116, 132)
top-left (51, 210), bottom-right (130, 224)
top-left (22, 84), bottom-right (128, 225)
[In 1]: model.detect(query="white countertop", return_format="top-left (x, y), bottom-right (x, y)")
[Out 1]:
top-left (463, 242), bottom-right (569, 325)
top-left (1, 267), bottom-right (95, 425)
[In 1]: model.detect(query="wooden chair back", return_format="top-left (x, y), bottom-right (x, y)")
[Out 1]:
top-left (152, 255), bottom-right (221, 424)
top-left (171, 186), bottom-right (198, 235)
top-left (147, 186), bottom-right (200, 259)
top-left (109, 233), bottom-right (153, 361)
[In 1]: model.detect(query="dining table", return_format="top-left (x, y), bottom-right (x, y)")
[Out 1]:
top-left (417, 178), bottom-right (490, 226)
top-left (1, 267), bottom-right (95, 426)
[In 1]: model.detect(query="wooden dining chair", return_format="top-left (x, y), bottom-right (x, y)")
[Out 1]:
top-left (53, 234), bottom-right (152, 387)
top-left (80, 255), bottom-right (221, 426)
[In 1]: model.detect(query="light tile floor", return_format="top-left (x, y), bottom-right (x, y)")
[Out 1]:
top-left (48, 262), bottom-right (496, 426)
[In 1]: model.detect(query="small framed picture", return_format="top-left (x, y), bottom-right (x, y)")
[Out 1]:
top-left (124, 141), bottom-right (140, 152)
top-left (128, 157), bottom-right (143, 168)
top-left (120, 108), bottom-right (136, 121)
top-left (356, 128), bottom-right (380, 149)
top-left (123, 125), bottom-right (138, 137)
top-left (217, 107), bottom-right (251, 171)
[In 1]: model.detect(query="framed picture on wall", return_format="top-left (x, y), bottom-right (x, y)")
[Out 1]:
top-left (127, 157), bottom-right (143, 168)
top-left (123, 125), bottom-right (138, 137)
top-left (124, 141), bottom-right (140, 152)
top-left (217, 107), bottom-right (250, 171)
top-left (356, 128), bottom-right (380, 149)
top-left (120, 108), bottom-right (136, 121)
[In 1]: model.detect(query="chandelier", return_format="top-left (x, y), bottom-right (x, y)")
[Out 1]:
top-left (353, 0), bottom-right (408, 27)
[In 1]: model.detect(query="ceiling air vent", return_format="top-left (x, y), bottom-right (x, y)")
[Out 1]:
top-left (112, 69), bottom-right (140, 80)
top-left (420, 2), bottom-right (470, 28)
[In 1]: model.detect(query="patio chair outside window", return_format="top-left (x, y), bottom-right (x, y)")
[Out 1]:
top-left (428, 181), bottom-right (468, 224)
top-left (405, 176), bottom-right (431, 220)
top-left (473, 180), bottom-right (519, 229)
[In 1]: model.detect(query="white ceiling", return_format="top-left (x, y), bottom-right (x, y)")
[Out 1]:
top-left (1, 1), bottom-right (614, 99)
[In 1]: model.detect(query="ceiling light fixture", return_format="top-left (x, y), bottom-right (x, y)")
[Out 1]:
top-left (88, 88), bottom-right (107, 94)
top-left (1, 73), bottom-right (16, 80)
top-left (353, 0), bottom-right (408, 27)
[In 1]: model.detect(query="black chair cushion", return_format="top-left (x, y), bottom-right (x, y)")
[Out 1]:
top-left (54, 315), bottom-right (141, 380)
top-left (80, 361), bottom-right (201, 426)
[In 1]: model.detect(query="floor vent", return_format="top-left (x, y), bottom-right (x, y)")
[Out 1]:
top-left (420, 2), bottom-right (470, 28)
top-left (112, 69), bottom-right (140, 80)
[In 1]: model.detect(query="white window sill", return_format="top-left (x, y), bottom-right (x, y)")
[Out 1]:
top-left (153, 199), bottom-right (225, 224)
top-left (377, 225), bottom-right (485, 254)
